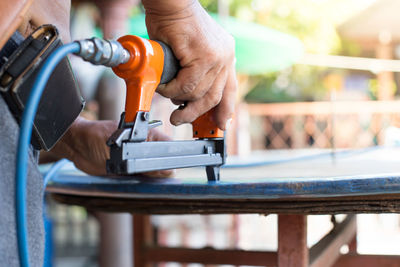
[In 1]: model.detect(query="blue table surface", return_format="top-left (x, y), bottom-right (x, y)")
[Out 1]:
top-left (45, 147), bottom-right (400, 200)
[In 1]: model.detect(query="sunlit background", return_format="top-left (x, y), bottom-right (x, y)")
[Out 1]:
top-left (46, 0), bottom-right (400, 266)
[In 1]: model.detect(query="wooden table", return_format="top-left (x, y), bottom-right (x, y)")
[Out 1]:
top-left (46, 147), bottom-right (400, 267)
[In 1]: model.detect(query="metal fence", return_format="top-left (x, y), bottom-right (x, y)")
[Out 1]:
top-left (247, 101), bottom-right (400, 150)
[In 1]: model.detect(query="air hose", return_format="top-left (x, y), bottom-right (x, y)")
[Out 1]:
top-left (16, 38), bottom-right (130, 267)
top-left (16, 42), bottom-right (80, 267)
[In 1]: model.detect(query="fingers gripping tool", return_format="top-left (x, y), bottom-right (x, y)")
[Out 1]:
top-left (106, 35), bottom-right (226, 181)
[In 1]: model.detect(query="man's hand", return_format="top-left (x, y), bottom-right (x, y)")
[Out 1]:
top-left (49, 117), bottom-right (173, 177)
top-left (143, 0), bottom-right (237, 130)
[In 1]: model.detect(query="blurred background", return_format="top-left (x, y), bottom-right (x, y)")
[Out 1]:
top-left (45, 0), bottom-right (400, 266)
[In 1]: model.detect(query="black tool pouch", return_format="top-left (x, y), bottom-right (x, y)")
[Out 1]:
top-left (0, 25), bottom-right (84, 151)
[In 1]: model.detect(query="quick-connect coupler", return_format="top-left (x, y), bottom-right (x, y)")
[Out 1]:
top-left (75, 37), bottom-right (130, 67)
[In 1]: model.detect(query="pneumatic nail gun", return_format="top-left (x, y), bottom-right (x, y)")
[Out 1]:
top-left (105, 35), bottom-right (226, 181)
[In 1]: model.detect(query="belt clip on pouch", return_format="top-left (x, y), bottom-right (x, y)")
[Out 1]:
top-left (0, 25), bottom-right (85, 151)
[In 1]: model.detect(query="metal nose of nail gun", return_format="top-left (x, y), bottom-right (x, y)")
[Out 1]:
top-left (105, 35), bottom-right (226, 181)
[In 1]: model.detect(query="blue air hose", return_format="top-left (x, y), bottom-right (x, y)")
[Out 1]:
top-left (43, 159), bottom-right (70, 187)
top-left (16, 36), bottom-right (130, 267)
top-left (16, 42), bottom-right (80, 267)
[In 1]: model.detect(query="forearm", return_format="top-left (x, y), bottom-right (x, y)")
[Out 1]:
top-left (41, 116), bottom-right (172, 176)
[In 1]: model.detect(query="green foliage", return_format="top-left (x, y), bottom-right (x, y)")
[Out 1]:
top-left (245, 65), bottom-right (328, 103)
top-left (199, 0), bottom-right (218, 12)
top-left (339, 38), bottom-right (362, 57)
top-left (244, 76), bottom-right (296, 103)
top-left (368, 79), bottom-right (379, 100)
top-left (229, 0), bottom-right (343, 54)
top-left (368, 79), bottom-right (397, 100)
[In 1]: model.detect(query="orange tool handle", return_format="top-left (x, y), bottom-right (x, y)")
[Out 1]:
top-left (113, 35), bottom-right (223, 138)
top-left (112, 35), bottom-right (165, 123)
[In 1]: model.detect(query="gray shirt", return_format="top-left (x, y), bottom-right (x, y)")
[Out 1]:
top-left (0, 96), bottom-right (44, 266)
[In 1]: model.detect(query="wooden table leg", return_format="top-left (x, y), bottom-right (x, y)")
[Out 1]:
top-left (278, 214), bottom-right (308, 267)
top-left (133, 215), bottom-right (153, 267)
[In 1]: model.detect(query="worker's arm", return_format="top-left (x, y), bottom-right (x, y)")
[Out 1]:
top-left (46, 117), bottom-right (173, 177)
top-left (142, 0), bottom-right (237, 130)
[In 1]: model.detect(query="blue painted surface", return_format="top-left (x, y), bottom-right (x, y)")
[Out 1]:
top-left (46, 147), bottom-right (400, 200)
top-left (47, 173), bottom-right (400, 199)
